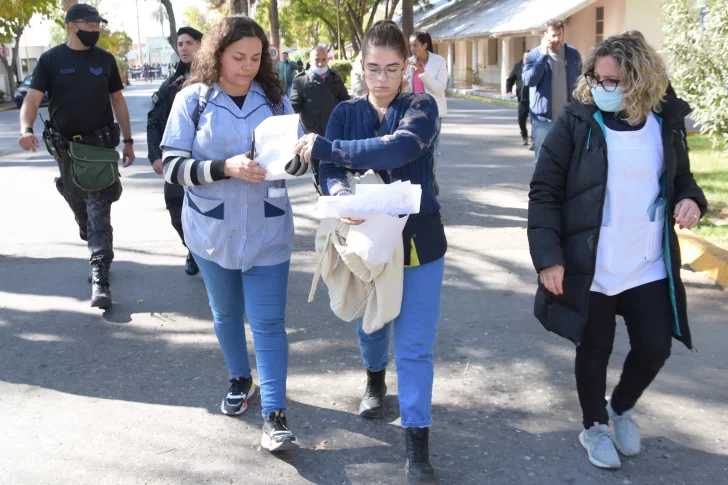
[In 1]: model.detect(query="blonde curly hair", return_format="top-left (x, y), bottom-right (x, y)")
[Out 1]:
top-left (573, 33), bottom-right (669, 125)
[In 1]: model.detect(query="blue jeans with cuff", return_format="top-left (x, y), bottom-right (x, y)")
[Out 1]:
top-left (357, 257), bottom-right (445, 428)
top-left (193, 255), bottom-right (290, 417)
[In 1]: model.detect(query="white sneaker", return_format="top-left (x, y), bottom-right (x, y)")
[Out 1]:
top-left (607, 399), bottom-right (641, 456)
top-left (579, 423), bottom-right (621, 469)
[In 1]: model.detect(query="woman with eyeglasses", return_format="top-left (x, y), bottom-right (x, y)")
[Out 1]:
top-left (295, 20), bottom-right (444, 484)
top-left (528, 34), bottom-right (707, 470)
top-left (405, 31), bottom-right (448, 194)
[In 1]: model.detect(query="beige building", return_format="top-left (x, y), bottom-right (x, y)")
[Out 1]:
top-left (414, 0), bottom-right (667, 93)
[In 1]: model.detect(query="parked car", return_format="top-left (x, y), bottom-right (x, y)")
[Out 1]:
top-left (14, 75), bottom-right (49, 109)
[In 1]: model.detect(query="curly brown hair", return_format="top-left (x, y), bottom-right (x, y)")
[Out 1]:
top-left (186, 16), bottom-right (284, 105)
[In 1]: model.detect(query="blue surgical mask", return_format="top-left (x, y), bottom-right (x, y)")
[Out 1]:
top-left (311, 66), bottom-right (328, 76)
top-left (591, 86), bottom-right (624, 112)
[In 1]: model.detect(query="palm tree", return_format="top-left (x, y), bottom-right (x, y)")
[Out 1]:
top-left (151, 1), bottom-right (169, 38)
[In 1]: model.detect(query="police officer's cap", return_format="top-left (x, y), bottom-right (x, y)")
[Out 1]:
top-left (177, 27), bottom-right (204, 42)
top-left (65, 3), bottom-right (108, 24)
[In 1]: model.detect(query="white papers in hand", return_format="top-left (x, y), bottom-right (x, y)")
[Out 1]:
top-left (316, 180), bottom-right (422, 218)
top-left (347, 213), bottom-right (409, 264)
top-left (253, 114), bottom-right (302, 181)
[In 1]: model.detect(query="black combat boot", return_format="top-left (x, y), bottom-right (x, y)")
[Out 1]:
top-left (405, 427), bottom-right (437, 484)
top-left (90, 261), bottom-right (112, 309)
top-left (359, 369), bottom-right (387, 418)
top-left (185, 251), bottom-right (199, 276)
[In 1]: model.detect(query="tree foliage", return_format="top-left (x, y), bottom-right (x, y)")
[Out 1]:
top-left (663, 0), bottom-right (728, 148)
top-left (0, 0), bottom-right (59, 94)
top-left (183, 6), bottom-right (216, 33)
top-left (253, 0), bottom-right (427, 59)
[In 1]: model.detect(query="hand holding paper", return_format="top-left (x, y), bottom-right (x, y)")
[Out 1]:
top-left (253, 114), bottom-right (306, 181)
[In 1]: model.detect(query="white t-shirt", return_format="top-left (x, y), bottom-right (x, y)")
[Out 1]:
top-left (591, 113), bottom-right (668, 296)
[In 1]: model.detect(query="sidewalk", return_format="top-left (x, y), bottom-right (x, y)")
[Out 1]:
top-left (0, 95), bottom-right (726, 485)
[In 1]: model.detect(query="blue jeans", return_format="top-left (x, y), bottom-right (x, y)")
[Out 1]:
top-left (532, 119), bottom-right (554, 166)
top-left (193, 254), bottom-right (290, 417)
top-left (285, 84), bottom-right (292, 98)
top-left (433, 118), bottom-right (442, 173)
top-left (358, 257), bottom-right (445, 428)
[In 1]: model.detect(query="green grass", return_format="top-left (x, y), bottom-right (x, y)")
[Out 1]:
top-left (689, 135), bottom-right (728, 249)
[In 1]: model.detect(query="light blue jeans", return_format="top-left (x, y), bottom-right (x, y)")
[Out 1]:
top-left (358, 257), bottom-right (445, 428)
top-left (532, 119), bottom-right (554, 166)
top-left (193, 255), bottom-right (290, 417)
top-left (285, 84), bottom-right (292, 98)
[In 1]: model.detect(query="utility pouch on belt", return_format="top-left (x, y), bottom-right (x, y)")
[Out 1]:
top-left (67, 142), bottom-right (120, 192)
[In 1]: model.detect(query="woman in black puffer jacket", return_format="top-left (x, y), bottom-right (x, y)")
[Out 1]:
top-left (528, 33), bottom-right (707, 470)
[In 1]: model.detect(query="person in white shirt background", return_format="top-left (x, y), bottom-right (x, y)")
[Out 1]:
top-left (405, 30), bottom-right (448, 195)
top-left (528, 33), bottom-right (707, 470)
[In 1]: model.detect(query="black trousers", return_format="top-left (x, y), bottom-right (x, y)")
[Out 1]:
top-left (53, 147), bottom-right (120, 266)
top-left (164, 182), bottom-right (185, 245)
top-left (517, 100), bottom-right (529, 139)
top-left (576, 278), bottom-right (673, 429)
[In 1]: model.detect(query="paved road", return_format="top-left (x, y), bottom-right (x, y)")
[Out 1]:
top-left (0, 82), bottom-right (727, 485)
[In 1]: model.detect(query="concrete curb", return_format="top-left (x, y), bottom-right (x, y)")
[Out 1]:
top-left (678, 228), bottom-right (728, 288)
top-left (0, 104), bottom-right (16, 112)
top-left (446, 91), bottom-right (518, 108)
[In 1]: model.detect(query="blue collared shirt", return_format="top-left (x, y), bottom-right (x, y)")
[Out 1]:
top-left (161, 81), bottom-right (296, 271)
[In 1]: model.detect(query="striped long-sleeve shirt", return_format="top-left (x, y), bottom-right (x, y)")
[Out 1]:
top-left (162, 148), bottom-right (226, 186)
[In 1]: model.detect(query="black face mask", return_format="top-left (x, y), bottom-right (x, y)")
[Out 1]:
top-left (76, 29), bottom-right (100, 48)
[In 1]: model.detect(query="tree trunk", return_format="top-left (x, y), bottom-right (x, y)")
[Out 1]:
top-left (387, 0), bottom-right (400, 20)
top-left (401, 0), bottom-right (414, 41)
top-left (269, 0), bottom-right (280, 50)
top-left (345, 14), bottom-right (360, 56)
top-left (160, 0), bottom-right (178, 54)
top-left (0, 52), bottom-right (15, 99)
top-left (7, 28), bottom-right (24, 94)
top-left (231, 0), bottom-right (248, 16)
top-left (364, 0), bottom-right (381, 33)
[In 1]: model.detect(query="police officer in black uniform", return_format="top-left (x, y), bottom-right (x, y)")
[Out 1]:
top-left (18, 4), bottom-right (136, 310)
top-left (147, 26), bottom-right (203, 276)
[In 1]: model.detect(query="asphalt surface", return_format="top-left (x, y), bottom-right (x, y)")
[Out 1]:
top-left (0, 81), bottom-right (726, 485)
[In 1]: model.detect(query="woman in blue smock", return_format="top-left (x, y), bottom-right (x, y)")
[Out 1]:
top-left (160, 17), bottom-right (299, 452)
top-left (296, 21), bottom-right (445, 484)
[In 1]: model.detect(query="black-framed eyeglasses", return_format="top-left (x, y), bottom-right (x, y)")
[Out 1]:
top-left (584, 73), bottom-right (621, 92)
top-left (364, 65), bottom-right (404, 80)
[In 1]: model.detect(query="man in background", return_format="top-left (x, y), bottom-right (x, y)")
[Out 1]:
top-left (523, 19), bottom-right (582, 164)
top-left (290, 46), bottom-right (350, 193)
top-left (276, 52), bottom-right (299, 97)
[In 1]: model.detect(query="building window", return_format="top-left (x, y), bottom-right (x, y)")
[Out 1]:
top-left (596, 7), bottom-right (604, 43)
top-left (487, 38), bottom-right (498, 66)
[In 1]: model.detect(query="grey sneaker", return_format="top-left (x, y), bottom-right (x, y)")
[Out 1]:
top-left (607, 399), bottom-right (641, 456)
top-left (579, 423), bottom-right (621, 469)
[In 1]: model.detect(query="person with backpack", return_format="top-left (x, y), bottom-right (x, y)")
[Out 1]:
top-left (147, 26), bottom-right (203, 276)
top-left (160, 16), bottom-right (301, 453)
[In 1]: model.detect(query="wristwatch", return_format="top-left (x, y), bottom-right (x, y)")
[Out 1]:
top-left (23, 127), bottom-right (34, 134)
top-left (123, 138), bottom-right (134, 145)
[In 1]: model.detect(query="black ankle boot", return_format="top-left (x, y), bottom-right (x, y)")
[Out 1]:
top-left (359, 369), bottom-right (387, 418)
top-left (405, 427), bottom-right (436, 484)
top-left (90, 262), bottom-right (112, 309)
top-left (185, 251), bottom-right (199, 276)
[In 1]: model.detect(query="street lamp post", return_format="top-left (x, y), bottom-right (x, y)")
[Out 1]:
top-left (135, 0), bottom-right (143, 66)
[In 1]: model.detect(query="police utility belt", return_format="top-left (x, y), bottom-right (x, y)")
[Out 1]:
top-left (43, 123), bottom-right (121, 193)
